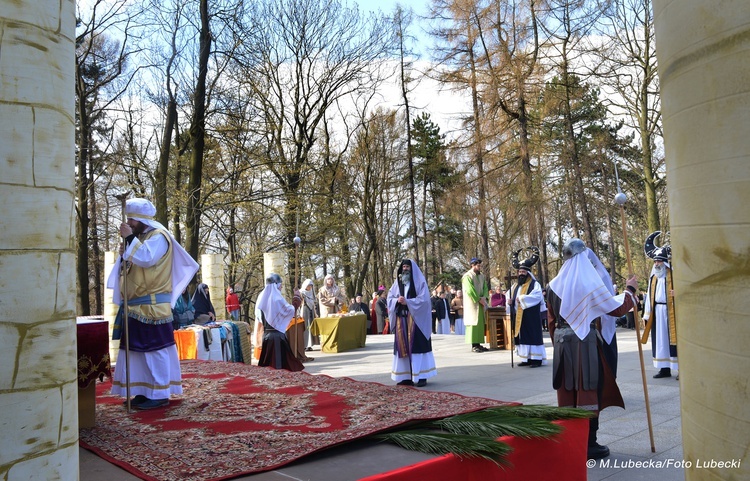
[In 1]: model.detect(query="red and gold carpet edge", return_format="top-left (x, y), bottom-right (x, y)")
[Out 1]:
top-left (80, 360), bottom-right (515, 481)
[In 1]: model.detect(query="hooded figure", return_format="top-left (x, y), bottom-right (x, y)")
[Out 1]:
top-left (387, 259), bottom-right (437, 387)
top-left (300, 278), bottom-right (319, 350)
top-left (192, 283), bottom-right (216, 324)
top-left (317, 274), bottom-right (347, 317)
top-left (546, 238), bottom-right (638, 460)
top-left (255, 273), bottom-right (304, 372)
top-left (106, 197), bottom-right (200, 410)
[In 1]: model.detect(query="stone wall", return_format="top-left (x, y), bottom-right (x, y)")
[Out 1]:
top-left (0, 0), bottom-right (79, 478)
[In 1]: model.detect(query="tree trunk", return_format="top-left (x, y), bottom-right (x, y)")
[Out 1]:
top-left (397, 16), bottom-right (419, 263)
top-left (185, 0), bottom-right (210, 263)
top-left (467, 42), bottom-right (489, 265)
top-left (76, 75), bottom-right (91, 316)
top-left (155, 98), bottom-right (177, 226)
top-left (89, 162), bottom-right (103, 315)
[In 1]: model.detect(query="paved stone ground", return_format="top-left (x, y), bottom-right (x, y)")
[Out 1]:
top-left (80, 327), bottom-right (685, 481)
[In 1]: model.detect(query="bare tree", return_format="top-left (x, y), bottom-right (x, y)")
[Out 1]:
top-left (393, 6), bottom-right (421, 264)
top-left (75, 0), bottom-right (140, 314)
top-left (232, 0), bottom-right (391, 276)
top-left (596, 0), bottom-right (662, 232)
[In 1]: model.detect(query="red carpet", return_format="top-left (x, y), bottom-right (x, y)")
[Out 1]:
top-left (80, 360), bottom-right (513, 481)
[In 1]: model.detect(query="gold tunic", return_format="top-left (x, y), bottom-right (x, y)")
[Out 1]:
top-left (121, 228), bottom-right (174, 322)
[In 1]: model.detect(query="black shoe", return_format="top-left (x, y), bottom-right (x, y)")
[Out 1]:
top-left (123, 395), bottom-right (148, 407)
top-left (529, 362), bottom-right (543, 368)
top-left (134, 398), bottom-right (169, 410)
top-left (305, 347), bottom-right (313, 352)
top-left (653, 369), bottom-right (671, 379)
top-left (518, 361), bottom-right (530, 366)
top-left (587, 443), bottom-right (610, 459)
top-left (397, 380), bottom-right (414, 386)
top-left (416, 379), bottom-right (427, 387)
top-left (478, 345), bottom-right (489, 351)
top-left (676, 375), bottom-right (679, 381)
top-left (472, 346), bottom-right (484, 353)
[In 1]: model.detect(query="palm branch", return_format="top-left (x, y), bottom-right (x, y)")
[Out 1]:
top-left (374, 430), bottom-right (513, 467)
top-left (371, 404), bottom-right (591, 464)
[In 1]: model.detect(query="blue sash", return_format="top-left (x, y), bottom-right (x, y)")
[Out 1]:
top-left (112, 293), bottom-right (171, 340)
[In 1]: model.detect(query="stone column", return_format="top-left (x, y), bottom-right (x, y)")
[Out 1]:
top-left (201, 253), bottom-right (225, 319)
top-left (653, 1), bottom-right (750, 478)
top-left (104, 251), bottom-right (119, 362)
top-left (263, 252), bottom-right (289, 297)
top-left (0, 0), bottom-right (79, 478)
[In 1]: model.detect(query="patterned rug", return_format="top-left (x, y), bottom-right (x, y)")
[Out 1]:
top-left (80, 360), bottom-right (513, 481)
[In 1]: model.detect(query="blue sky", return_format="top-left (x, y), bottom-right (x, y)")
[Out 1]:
top-left (353, 0), bottom-right (430, 16)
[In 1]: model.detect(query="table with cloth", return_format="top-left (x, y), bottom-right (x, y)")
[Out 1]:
top-left (76, 317), bottom-right (112, 428)
top-left (310, 313), bottom-right (367, 353)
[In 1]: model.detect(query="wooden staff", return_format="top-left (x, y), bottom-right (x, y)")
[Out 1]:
top-left (114, 191), bottom-right (132, 413)
top-left (293, 235), bottom-right (301, 359)
top-left (614, 189), bottom-right (656, 453)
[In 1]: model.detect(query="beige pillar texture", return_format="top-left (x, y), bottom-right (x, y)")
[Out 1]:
top-left (653, 1), bottom-right (750, 477)
top-left (0, 0), bottom-right (79, 478)
top-left (201, 253), bottom-right (225, 319)
top-left (263, 252), bottom-right (289, 297)
top-left (104, 251), bottom-right (119, 362)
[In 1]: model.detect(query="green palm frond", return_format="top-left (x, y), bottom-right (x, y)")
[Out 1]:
top-left (371, 404), bottom-right (590, 464)
top-left (374, 430), bottom-right (512, 467)
top-left (497, 404), bottom-right (594, 420)
top-left (430, 412), bottom-right (563, 439)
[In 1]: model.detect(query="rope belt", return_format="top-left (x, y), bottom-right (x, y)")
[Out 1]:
top-left (556, 319), bottom-right (598, 329)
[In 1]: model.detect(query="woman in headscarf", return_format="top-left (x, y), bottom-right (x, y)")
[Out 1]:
top-left (255, 273), bottom-right (304, 372)
top-left (317, 274), bottom-right (347, 317)
top-left (191, 283), bottom-right (216, 324)
top-left (300, 279), bottom-right (319, 351)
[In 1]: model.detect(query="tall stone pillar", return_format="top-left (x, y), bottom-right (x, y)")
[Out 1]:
top-left (263, 252), bottom-right (289, 297)
top-left (0, 0), bottom-right (79, 478)
top-left (201, 253), bottom-right (225, 319)
top-left (653, 1), bottom-right (750, 478)
top-left (104, 251), bottom-right (119, 362)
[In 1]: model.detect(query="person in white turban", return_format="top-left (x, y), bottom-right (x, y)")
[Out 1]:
top-left (107, 198), bottom-right (199, 410)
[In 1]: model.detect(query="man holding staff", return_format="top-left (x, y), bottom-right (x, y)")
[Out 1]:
top-left (546, 238), bottom-right (638, 459)
top-left (107, 198), bottom-right (199, 410)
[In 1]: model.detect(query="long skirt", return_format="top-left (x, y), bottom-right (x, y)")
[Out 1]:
top-left (259, 329), bottom-right (304, 372)
top-left (391, 325), bottom-right (437, 383)
top-left (111, 346), bottom-right (183, 399)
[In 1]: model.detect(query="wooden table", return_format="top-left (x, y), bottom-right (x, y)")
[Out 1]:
top-left (310, 313), bottom-right (367, 353)
top-left (486, 307), bottom-right (512, 350)
top-left (77, 317), bottom-right (112, 428)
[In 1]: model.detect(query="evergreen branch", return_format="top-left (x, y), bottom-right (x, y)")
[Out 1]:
top-left (373, 430), bottom-right (513, 467)
top-left (430, 413), bottom-right (563, 439)
top-left (496, 404), bottom-right (594, 420)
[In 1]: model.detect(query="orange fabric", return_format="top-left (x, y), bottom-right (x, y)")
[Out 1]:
top-left (174, 329), bottom-right (198, 360)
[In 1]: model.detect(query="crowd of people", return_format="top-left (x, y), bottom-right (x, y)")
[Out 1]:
top-left (108, 197), bottom-right (677, 461)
